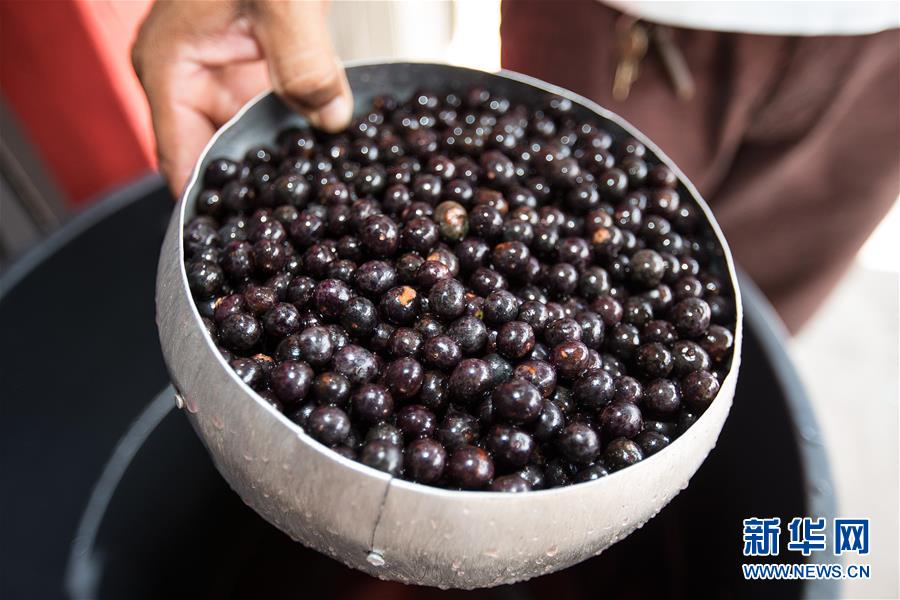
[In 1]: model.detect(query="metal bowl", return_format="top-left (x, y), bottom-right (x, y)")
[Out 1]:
top-left (156, 61), bottom-right (743, 589)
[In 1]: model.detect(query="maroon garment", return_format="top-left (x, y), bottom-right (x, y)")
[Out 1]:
top-left (501, 0), bottom-right (900, 332)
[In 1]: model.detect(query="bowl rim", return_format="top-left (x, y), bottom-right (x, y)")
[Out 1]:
top-left (171, 59), bottom-right (744, 499)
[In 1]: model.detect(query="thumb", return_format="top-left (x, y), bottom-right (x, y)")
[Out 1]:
top-left (250, 1), bottom-right (352, 132)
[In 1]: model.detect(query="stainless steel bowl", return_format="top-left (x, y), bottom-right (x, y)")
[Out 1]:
top-left (156, 61), bottom-right (743, 589)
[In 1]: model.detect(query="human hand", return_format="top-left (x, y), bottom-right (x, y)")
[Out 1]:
top-left (132, 0), bottom-right (352, 196)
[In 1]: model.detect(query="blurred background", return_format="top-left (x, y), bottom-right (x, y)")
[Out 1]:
top-left (0, 1), bottom-right (896, 598)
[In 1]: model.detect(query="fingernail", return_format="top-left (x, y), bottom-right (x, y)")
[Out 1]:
top-left (313, 95), bottom-right (351, 132)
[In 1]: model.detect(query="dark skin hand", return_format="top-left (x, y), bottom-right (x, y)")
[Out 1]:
top-left (132, 0), bottom-right (353, 197)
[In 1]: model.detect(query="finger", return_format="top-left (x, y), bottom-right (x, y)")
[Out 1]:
top-left (206, 60), bottom-right (271, 125)
top-left (154, 99), bottom-right (217, 198)
top-left (135, 53), bottom-right (266, 197)
top-left (133, 2), bottom-right (265, 197)
top-left (138, 60), bottom-right (267, 197)
top-left (135, 49), bottom-right (213, 196)
top-left (250, 1), bottom-right (353, 132)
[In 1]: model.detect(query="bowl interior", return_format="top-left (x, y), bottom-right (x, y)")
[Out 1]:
top-left (178, 61), bottom-right (742, 478)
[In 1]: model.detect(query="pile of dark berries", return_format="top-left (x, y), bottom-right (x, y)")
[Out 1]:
top-left (184, 87), bottom-right (736, 492)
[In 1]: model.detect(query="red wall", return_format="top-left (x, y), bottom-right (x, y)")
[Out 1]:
top-left (1, 0), bottom-right (156, 206)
